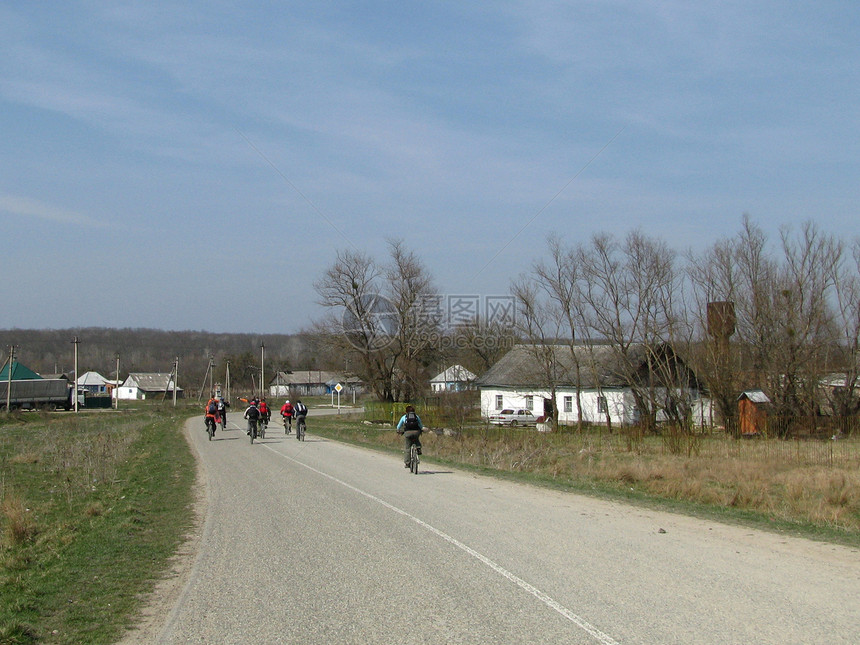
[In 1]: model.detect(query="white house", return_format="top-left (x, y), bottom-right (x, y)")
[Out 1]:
top-left (77, 371), bottom-right (110, 394)
top-left (476, 344), bottom-right (710, 427)
top-left (430, 364), bottom-right (477, 393)
top-left (116, 373), bottom-right (182, 400)
top-left (269, 370), bottom-right (347, 397)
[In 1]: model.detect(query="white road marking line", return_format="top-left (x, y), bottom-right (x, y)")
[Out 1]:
top-left (263, 443), bottom-right (621, 645)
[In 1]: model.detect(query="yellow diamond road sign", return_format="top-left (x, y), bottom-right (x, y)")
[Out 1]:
top-left (334, 383), bottom-right (343, 392)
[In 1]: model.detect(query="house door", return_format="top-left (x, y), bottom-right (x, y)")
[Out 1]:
top-left (543, 398), bottom-right (553, 418)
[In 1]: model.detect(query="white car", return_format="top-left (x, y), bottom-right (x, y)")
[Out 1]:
top-left (488, 409), bottom-right (538, 426)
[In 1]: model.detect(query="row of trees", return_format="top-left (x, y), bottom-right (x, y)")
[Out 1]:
top-left (314, 219), bottom-right (860, 436)
top-left (512, 217), bottom-right (860, 435)
top-left (0, 328), bottom-right (328, 397)
top-left (313, 240), bottom-right (514, 402)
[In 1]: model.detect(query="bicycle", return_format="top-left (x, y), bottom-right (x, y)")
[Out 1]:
top-left (408, 443), bottom-right (420, 474)
top-left (205, 417), bottom-right (216, 441)
top-left (248, 419), bottom-right (257, 444)
top-left (283, 415), bottom-right (292, 435)
top-left (258, 415), bottom-right (267, 440)
top-left (296, 416), bottom-right (306, 441)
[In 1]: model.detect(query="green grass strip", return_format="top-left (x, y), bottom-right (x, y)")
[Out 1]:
top-left (0, 408), bottom-right (197, 645)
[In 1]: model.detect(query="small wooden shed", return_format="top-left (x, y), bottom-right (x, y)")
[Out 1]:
top-left (738, 390), bottom-right (771, 436)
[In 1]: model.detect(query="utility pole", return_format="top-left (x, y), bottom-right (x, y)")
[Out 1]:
top-left (115, 352), bottom-right (120, 410)
top-left (209, 355), bottom-right (214, 398)
top-left (5, 345), bottom-right (14, 413)
top-left (225, 360), bottom-right (231, 403)
top-left (72, 336), bottom-right (79, 413)
top-left (173, 357), bottom-right (179, 407)
top-left (198, 358), bottom-right (214, 402)
top-left (260, 343), bottom-right (265, 399)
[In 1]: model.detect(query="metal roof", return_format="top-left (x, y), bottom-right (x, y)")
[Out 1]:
top-left (430, 364), bottom-right (477, 383)
top-left (475, 343), bottom-right (696, 390)
top-left (738, 390), bottom-right (771, 404)
top-left (123, 373), bottom-right (181, 391)
top-left (0, 361), bottom-right (43, 381)
top-left (77, 371), bottom-right (109, 386)
top-left (270, 370), bottom-right (343, 386)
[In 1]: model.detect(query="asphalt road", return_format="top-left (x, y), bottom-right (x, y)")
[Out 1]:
top-left (134, 412), bottom-right (860, 644)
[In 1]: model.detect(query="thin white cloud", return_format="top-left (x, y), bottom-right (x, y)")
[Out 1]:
top-left (0, 194), bottom-right (107, 228)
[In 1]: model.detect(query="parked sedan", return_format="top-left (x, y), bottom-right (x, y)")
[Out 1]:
top-left (488, 409), bottom-right (538, 426)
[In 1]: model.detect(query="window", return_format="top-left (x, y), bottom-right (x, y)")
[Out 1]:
top-left (495, 395), bottom-right (503, 410)
top-left (563, 396), bottom-right (573, 413)
top-left (525, 395), bottom-right (534, 410)
top-left (597, 396), bottom-right (608, 414)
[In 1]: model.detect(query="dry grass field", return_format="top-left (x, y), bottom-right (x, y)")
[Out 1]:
top-left (314, 413), bottom-right (860, 542)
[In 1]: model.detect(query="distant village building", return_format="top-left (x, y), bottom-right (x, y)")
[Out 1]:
top-left (738, 390), bottom-right (771, 436)
top-left (0, 361), bottom-right (42, 381)
top-left (269, 370), bottom-right (346, 397)
top-left (116, 373), bottom-right (182, 400)
top-left (430, 365), bottom-right (477, 393)
top-left (77, 371), bottom-right (110, 395)
top-left (476, 344), bottom-right (710, 427)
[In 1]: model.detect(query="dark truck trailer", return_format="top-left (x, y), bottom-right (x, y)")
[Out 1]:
top-left (0, 379), bottom-right (73, 410)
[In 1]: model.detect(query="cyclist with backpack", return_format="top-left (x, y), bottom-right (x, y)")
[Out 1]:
top-left (396, 405), bottom-right (423, 467)
top-left (293, 399), bottom-right (308, 434)
top-left (216, 397), bottom-right (229, 428)
top-left (258, 398), bottom-right (270, 424)
top-left (204, 398), bottom-right (219, 435)
top-left (244, 400), bottom-right (261, 438)
top-left (280, 399), bottom-right (294, 434)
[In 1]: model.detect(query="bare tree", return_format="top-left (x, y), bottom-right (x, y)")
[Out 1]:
top-left (386, 240), bottom-right (441, 401)
top-left (445, 319), bottom-right (517, 375)
top-left (577, 230), bottom-right (691, 432)
top-left (826, 239), bottom-right (860, 431)
top-left (771, 222), bottom-right (841, 422)
top-left (313, 242), bottom-right (439, 402)
top-left (729, 220), bottom-right (841, 431)
top-left (690, 218), bottom-right (844, 436)
top-left (510, 274), bottom-right (565, 423)
top-left (686, 237), bottom-right (743, 433)
top-left (531, 235), bottom-right (589, 429)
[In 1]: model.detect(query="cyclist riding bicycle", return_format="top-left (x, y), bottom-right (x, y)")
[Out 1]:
top-left (244, 401), bottom-right (261, 437)
top-left (216, 397), bottom-right (229, 427)
top-left (294, 399), bottom-right (308, 432)
top-left (258, 398), bottom-right (270, 425)
top-left (396, 405), bottom-right (423, 467)
top-left (280, 399), bottom-right (294, 434)
top-left (204, 398), bottom-right (219, 434)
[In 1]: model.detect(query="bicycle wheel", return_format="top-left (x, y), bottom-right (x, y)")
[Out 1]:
top-left (250, 424), bottom-right (256, 444)
top-left (207, 420), bottom-right (214, 441)
top-left (410, 444), bottom-right (419, 474)
top-left (260, 421), bottom-right (266, 440)
top-left (297, 419), bottom-right (305, 441)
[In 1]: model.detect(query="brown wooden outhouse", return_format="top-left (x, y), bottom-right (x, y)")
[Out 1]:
top-left (738, 390), bottom-right (770, 436)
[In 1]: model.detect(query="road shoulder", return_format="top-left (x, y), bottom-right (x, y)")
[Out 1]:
top-left (116, 417), bottom-right (207, 644)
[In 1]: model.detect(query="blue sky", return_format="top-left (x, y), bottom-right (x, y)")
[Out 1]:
top-left (2, 2), bottom-right (858, 334)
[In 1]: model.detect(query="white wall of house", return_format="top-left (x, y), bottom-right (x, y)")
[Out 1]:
top-left (481, 387), bottom-right (547, 418)
top-left (554, 389), bottom-right (636, 426)
top-left (115, 379), bottom-right (179, 400)
top-left (481, 387), bottom-right (633, 425)
top-left (481, 386), bottom-right (713, 427)
top-left (269, 384), bottom-right (328, 397)
top-left (690, 395), bottom-right (713, 427)
top-left (116, 386), bottom-right (144, 400)
top-left (431, 381), bottom-right (474, 393)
